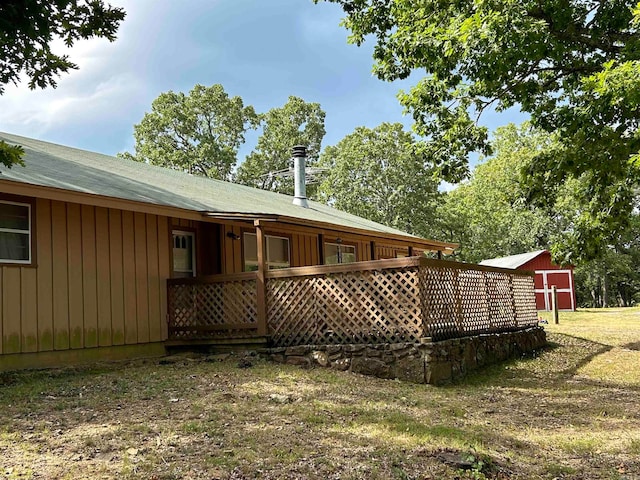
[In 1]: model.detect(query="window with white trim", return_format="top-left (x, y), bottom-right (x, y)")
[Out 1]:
top-left (243, 232), bottom-right (290, 271)
top-left (324, 242), bottom-right (356, 265)
top-left (172, 230), bottom-right (196, 278)
top-left (0, 201), bottom-right (31, 264)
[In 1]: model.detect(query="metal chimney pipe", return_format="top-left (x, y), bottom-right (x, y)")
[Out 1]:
top-left (292, 145), bottom-right (309, 208)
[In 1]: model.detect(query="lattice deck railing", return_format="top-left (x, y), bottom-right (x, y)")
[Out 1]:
top-left (418, 259), bottom-right (537, 341)
top-left (167, 272), bottom-right (258, 339)
top-left (166, 257), bottom-right (537, 345)
top-left (267, 260), bottom-right (423, 346)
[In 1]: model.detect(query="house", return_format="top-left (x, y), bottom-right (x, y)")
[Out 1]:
top-left (480, 250), bottom-right (576, 311)
top-left (0, 132), bottom-right (457, 370)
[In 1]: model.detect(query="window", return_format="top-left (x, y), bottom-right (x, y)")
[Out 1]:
top-left (243, 232), bottom-right (290, 271)
top-left (324, 242), bottom-right (356, 265)
top-left (172, 230), bottom-right (195, 277)
top-left (0, 201), bottom-right (31, 264)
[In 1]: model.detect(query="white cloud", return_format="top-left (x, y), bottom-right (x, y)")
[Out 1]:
top-left (0, 0), bottom-right (169, 151)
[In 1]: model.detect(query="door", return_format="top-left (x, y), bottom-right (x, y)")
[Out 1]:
top-left (172, 230), bottom-right (196, 278)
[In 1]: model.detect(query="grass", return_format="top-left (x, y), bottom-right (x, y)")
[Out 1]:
top-left (540, 307), bottom-right (640, 386)
top-left (1, 307), bottom-right (639, 479)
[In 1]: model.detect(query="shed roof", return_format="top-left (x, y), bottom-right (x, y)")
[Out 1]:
top-left (0, 132), bottom-right (455, 250)
top-left (479, 250), bottom-right (547, 269)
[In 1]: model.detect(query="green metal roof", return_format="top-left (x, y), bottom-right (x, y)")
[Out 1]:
top-left (479, 250), bottom-right (547, 269)
top-left (0, 132), bottom-right (426, 238)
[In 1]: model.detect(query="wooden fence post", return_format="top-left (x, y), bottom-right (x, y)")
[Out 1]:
top-left (551, 285), bottom-right (559, 324)
top-left (483, 271), bottom-right (492, 330)
top-left (255, 220), bottom-right (268, 336)
top-left (454, 269), bottom-right (463, 334)
top-left (509, 275), bottom-right (518, 329)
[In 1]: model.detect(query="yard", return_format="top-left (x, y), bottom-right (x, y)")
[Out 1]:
top-left (1, 308), bottom-right (639, 480)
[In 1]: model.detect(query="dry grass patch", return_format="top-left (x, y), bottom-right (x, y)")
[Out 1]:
top-left (0, 308), bottom-right (639, 479)
top-left (541, 306), bottom-right (640, 386)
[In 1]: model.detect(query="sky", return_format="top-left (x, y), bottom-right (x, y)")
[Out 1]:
top-left (0, 0), bottom-right (527, 171)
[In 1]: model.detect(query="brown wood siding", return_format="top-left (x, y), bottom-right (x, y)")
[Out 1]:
top-left (171, 220), bottom-right (420, 273)
top-left (51, 201), bottom-right (69, 350)
top-left (376, 244), bottom-right (410, 260)
top-left (221, 224), bottom-right (243, 273)
top-left (20, 268), bottom-right (37, 352)
top-left (290, 233), bottom-right (315, 268)
top-left (109, 209), bottom-right (125, 345)
top-left (81, 205), bottom-right (98, 348)
top-left (146, 215), bottom-right (162, 343)
top-left (157, 216), bottom-right (170, 341)
top-left (95, 207), bottom-right (112, 347)
top-left (134, 212), bottom-right (150, 344)
top-left (122, 210), bottom-right (137, 345)
top-left (3, 268), bottom-right (21, 353)
top-left (0, 198), bottom-right (171, 357)
top-left (66, 203), bottom-right (84, 348)
top-left (37, 199), bottom-right (54, 351)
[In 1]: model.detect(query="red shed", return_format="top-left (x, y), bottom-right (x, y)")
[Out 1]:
top-left (480, 250), bottom-right (576, 311)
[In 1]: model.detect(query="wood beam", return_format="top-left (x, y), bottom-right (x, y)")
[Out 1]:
top-left (254, 220), bottom-right (267, 336)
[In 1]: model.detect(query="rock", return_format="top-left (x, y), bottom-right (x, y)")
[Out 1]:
top-left (159, 353), bottom-right (202, 365)
top-left (237, 357), bottom-right (253, 369)
top-left (285, 346), bottom-right (309, 356)
top-left (286, 356), bottom-right (310, 367)
top-left (425, 361), bottom-right (452, 385)
top-left (365, 347), bottom-right (382, 358)
top-left (331, 358), bottom-right (350, 371)
top-left (436, 451), bottom-right (474, 470)
top-left (268, 394), bottom-right (292, 404)
top-left (270, 354), bottom-right (285, 363)
top-left (345, 344), bottom-right (366, 353)
top-left (311, 351), bottom-right (329, 367)
top-left (205, 354), bottom-right (230, 363)
top-left (350, 357), bottom-right (391, 379)
top-left (394, 355), bottom-right (426, 384)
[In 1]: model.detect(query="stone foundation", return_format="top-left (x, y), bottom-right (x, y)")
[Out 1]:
top-left (259, 327), bottom-right (546, 385)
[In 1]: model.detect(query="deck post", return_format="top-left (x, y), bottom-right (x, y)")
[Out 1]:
top-left (255, 220), bottom-right (268, 336)
top-left (370, 241), bottom-right (378, 260)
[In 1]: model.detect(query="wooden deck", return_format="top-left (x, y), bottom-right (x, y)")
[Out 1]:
top-left (167, 257), bottom-right (538, 345)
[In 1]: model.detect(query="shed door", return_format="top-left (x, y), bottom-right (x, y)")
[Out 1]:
top-left (535, 270), bottom-right (575, 311)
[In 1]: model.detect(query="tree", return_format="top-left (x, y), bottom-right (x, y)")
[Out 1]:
top-left (437, 123), bottom-right (556, 263)
top-left (0, 141), bottom-right (24, 168)
top-left (317, 0), bottom-right (640, 259)
top-left (438, 122), bottom-right (640, 307)
top-left (235, 96), bottom-right (326, 194)
top-left (317, 123), bottom-right (441, 237)
top-left (121, 84), bottom-right (258, 181)
top-left (0, 0), bottom-right (125, 166)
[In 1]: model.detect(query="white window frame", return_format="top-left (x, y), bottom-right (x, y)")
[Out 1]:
top-left (0, 200), bottom-right (32, 264)
top-left (243, 232), bottom-right (291, 271)
top-left (172, 230), bottom-right (196, 276)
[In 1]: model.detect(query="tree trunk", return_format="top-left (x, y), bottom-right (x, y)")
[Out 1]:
top-left (590, 288), bottom-right (597, 308)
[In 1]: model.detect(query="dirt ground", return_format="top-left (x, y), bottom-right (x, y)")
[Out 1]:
top-left (1, 309), bottom-right (639, 479)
